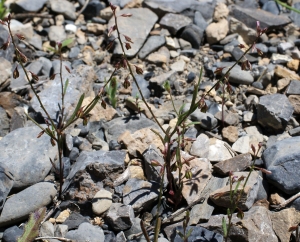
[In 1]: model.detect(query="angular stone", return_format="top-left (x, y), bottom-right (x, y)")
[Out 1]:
top-left (257, 93), bottom-right (294, 130)
top-left (208, 138), bottom-right (234, 162)
top-left (263, 137), bottom-right (300, 194)
top-left (222, 126), bottom-right (238, 143)
top-left (180, 24), bottom-right (203, 49)
top-left (66, 223), bottom-right (104, 242)
top-left (206, 19), bottom-right (229, 44)
top-left (11, 0), bottom-right (48, 12)
top-left (287, 80), bottom-right (300, 95)
top-left (231, 5), bottom-right (291, 30)
top-left (0, 163), bottom-right (14, 211)
top-left (0, 126), bottom-right (57, 189)
top-left (229, 17), bottom-right (257, 44)
top-left (274, 65), bottom-right (300, 80)
top-left (190, 133), bottom-right (210, 158)
top-left (123, 178), bottom-right (159, 213)
top-left (232, 135), bottom-right (250, 154)
top-left (138, 35), bottom-right (166, 59)
top-left (215, 110), bottom-right (239, 126)
top-left (288, 95), bottom-right (300, 114)
top-left (108, 8), bottom-right (158, 57)
top-left (210, 171), bottom-right (260, 210)
top-left (0, 182), bottom-right (56, 227)
top-left (213, 153), bottom-right (252, 176)
top-left (160, 13), bottom-right (192, 35)
top-left (49, 0), bottom-right (76, 20)
top-left (106, 203), bottom-right (135, 231)
top-left (62, 150), bottom-right (126, 194)
top-left (201, 206), bottom-right (278, 241)
top-left (189, 176), bottom-right (228, 224)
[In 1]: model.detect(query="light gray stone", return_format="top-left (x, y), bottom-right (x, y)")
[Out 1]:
top-left (66, 222), bottom-right (104, 242)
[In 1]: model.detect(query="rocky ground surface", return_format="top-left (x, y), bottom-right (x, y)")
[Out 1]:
top-left (2, 0), bottom-right (300, 241)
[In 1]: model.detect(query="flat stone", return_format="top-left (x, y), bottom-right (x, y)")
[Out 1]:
top-left (277, 77), bottom-right (291, 91)
top-left (160, 13), bottom-right (192, 35)
top-left (222, 65), bottom-right (254, 85)
top-left (232, 135), bottom-right (250, 154)
top-left (208, 138), bottom-right (234, 162)
top-left (0, 163), bottom-right (14, 210)
top-left (189, 176), bottom-right (228, 224)
top-left (215, 110), bottom-right (239, 126)
top-left (66, 223), bottom-right (104, 242)
top-left (190, 133), bottom-right (210, 158)
top-left (138, 35), bottom-right (165, 59)
top-left (287, 59), bottom-right (300, 71)
top-left (213, 153), bottom-right (252, 176)
top-left (222, 126), bottom-right (238, 143)
top-left (229, 17), bottom-right (257, 44)
top-left (287, 80), bottom-right (300, 95)
top-left (0, 126), bottom-right (57, 189)
top-left (123, 178), bottom-right (159, 212)
top-left (0, 182), bottom-right (56, 227)
top-left (274, 65), bottom-right (300, 80)
top-left (180, 24), bottom-right (203, 49)
top-left (256, 93), bottom-right (294, 130)
top-left (288, 95), bottom-right (300, 114)
top-left (11, 0), bottom-right (48, 12)
top-left (231, 5), bottom-right (291, 30)
top-left (108, 8), bottom-right (158, 57)
top-left (206, 19), bottom-right (229, 44)
top-left (210, 171), bottom-right (260, 210)
top-left (263, 137), bottom-right (300, 194)
top-left (271, 53), bottom-right (293, 64)
top-left (170, 59), bottom-right (186, 73)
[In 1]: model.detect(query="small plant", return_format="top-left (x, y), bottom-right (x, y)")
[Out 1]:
top-left (105, 76), bottom-right (118, 108)
top-left (17, 207), bottom-right (46, 242)
top-left (176, 211), bottom-right (193, 242)
top-left (0, 0), bottom-right (8, 20)
top-left (0, 15), bottom-right (114, 199)
top-left (275, 0), bottom-right (300, 14)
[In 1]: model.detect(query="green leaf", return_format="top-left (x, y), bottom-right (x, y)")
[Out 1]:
top-left (233, 180), bottom-right (242, 195)
top-left (186, 228), bottom-right (193, 238)
top-left (18, 207), bottom-right (46, 242)
top-left (150, 129), bottom-right (165, 144)
top-left (61, 38), bottom-right (74, 48)
top-left (186, 121), bottom-right (201, 127)
top-left (178, 103), bottom-right (186, 115)
top-left (83, 96), bottom-right (100, 115)
top-left (176, 230), bottom-right (185, 239)
top-left (222, 217), bottom-right (227, 237)
top-left (63, 78), bottom-right (69, 96)
top-left (65, 93), bottom-right (85, 126)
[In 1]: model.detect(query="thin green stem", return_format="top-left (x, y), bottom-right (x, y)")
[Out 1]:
top-left (275, 0), bottom-right (300, 14)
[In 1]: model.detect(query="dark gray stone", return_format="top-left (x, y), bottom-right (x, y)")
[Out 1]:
top-left (257, 94), bottom-right (294, 130)
top-left (106, 203), bottom-right (135, 232)
top-left (49, 0), bottom-right (76, 20)
top-left (39, 57), bottom-right (53, 77)
top-left (123, 178), bottom-right (159, 213)
top-left (131, 75), bottom-right (151, 99)
top-left (290, 2), bottom-right (300, 27)
top-left (0, 163), bottom-right (14, 211)
top-left (66, 222), bottom-right (104, 242)
top-left (69, 46), bottom-right (80, 59)
top-left (171, 225), bottom-right (223, 242)
top-left (193, 11), bottom-right (208, 30)
top-left (82, 0), bottom-right (105, 20)
top-left (63, 212), bottom-right (89, 230)
top-left (0, 126), bottom-right (57, 189)
top-left (263, 137), bottom-right (300, 194)
top-left (262, 1), bottom-right (280, 15)
top-left (10, 0), bottom-right (48, 12)
top-left (138, 35), bottom-right (166, 59)
top-left (62, 150), bottom-right (126, 194)
top-left (0, 25), bottom-right (14, 62)
top-left (160, 13), bottom-right (192, 35)
top-left (222, 66), bottom-right (254, 85)
top-left (231, 5), bottom-right (291, 30)
top-left (108, 8), bottom-right (158, 57)
top-left (287, 80), bottom-right (300, 95)
top-left (0, 182), bottom-right (56, 227)
top-left (3, 226), bottom-right (23, 242)
top-left (180, 24), bottom-right (203, 49)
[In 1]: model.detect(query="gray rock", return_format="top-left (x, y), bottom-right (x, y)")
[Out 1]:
top-left (182, 103), bottom-right (218, 130)
top-left (40, 221), bottom-right (55, 237)
top-left (49, 0), bottom-right (77, 20)
top-left (0, 57), bottom-right (11, 88)
top-left (257, 94), bottom-right (294, 130)
top-left (62, 150), bottom-right (126, 194)
top-left (104, 115), bottom-right (160, 143)
top-left (39, 57), bottom-right (53, 77)
top-left (31, 65), bottom-right (94, 121)
top-left (92, 189), bottom-right (113, 215)
top-left (171, 225), bottom-right (223, 242)
top-left (3, 226), bottom-right (23, 242)
top-left (278, 42), bottom-right (294, 54)
top-left (138, 35), bottom-right (166, 59)
top-left (194, 11), bottom-right (208, 30)
top-left (54, 224), bottom-right (68, 237)
top-left (66, 223), bottom-right (105, 242)
top-left (231, 5), bottom-right (291, 30)
top-left (190, 133), bottom-right (209, 158)
top-left (0, 126), bottom-right (57, 189)
top-left (222, 66), bottom-right (254, 85)
top-left (63, 212), bottom-right (89, 230)
top-left (123, 217), bottom-right (144, 240)
top-left (201, 206), bottom-right (278, 242)
top-left (0, 163), bottom-right (14, 211)
top-left (106, 203), bottom-right (135, 232)
top-left (160, 13), bottom-right (192, 35)
top-left (210, 172), bottom-right (260, 210)
top-left (108, 8), bottom-right (158, 57)
top-left (0, 182), bottom-right (56, 227)
top-left (263, 137), bottom-right (300, 194)
top-left (82, 0), bottom-right (105, 20)
top-left (48, 25), bottom-right (67, 42)
top-left (123, 178), bottom-right (159, 213)
top-left (189, 176), bottom-right (228, 225)
top-left (287, 80), bottom-right (300, 95)
top-left (262, 1), bottom-right (280, 15)
top-left (11, 0), bottom-right (48, 12)
top-left (0, 106), bottom-right (10, 137)
top-left (290, 2), bottom-right (300, 27)
top-left (215, 110), bottom-right (239, 126)
top-left (131, 75), bottom-right (151, 99)
top-left (0, 25), bottom-right (14, 62)
top-left (180, 24), bottom-right (203, 49)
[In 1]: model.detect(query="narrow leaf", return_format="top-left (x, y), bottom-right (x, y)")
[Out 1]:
top-left (63, 78), bottom-right (69, 96)
top-left (65, 93), bottom-right (85, 126)
top-left (222, 217), bottom-right (227, 237)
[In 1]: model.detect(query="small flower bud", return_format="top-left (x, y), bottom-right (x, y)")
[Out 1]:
top-left (185, 170), bottom-right (193, 179)
top-left (106, 40), bottom-right (114, 51)
top-left (37, 130), bottom-right (44, 138)
top-left (123, 76), bottom-right (130, 89)
top-left (169, 190), bottom-right (174, 196)
top-left (0, 39), bottom-right (10, 50)
top-left (135, 65), bottom-right (143, 75)
top-left (120, 13), bottom-right (132, 17)
top-left (123, 34), bottom-right (133, 43)
top-left (251, 144), bottom-right (256, 154)
top-left (163, 81), bottom-right (171, 94)
top-left (65, 66), bottom-right (71, 73)
top-left (17, 50), bottom-right (27, 63)
top-left (108, 25), bottom-right (117, 37)
top-left (15, 34), bottom-right (26, 40)
top-left (50, 138), bottom-right (56, 146)
top-left (214, 67), bottom-right (225, 75)
top-left (109, 3), bottom-right (117, 11)
top-left (29, 71), bottom-right (39, 81)
top-left (125, 42), bottom-right (131, 50)
top-left (256, 48), bottom-right (263, 56)
top-left (151, 160), bottom-right (162, 167)
top-left (13, 66), bottom-right (19, 79)
top-left (101, 100), bottom-right (107, 109)
top-left (241, 60), bottom-right (251, 71)
top-left (50, 73), bottom-right (56, 80)
top-left (238, 44), bottom-right (245, 49)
